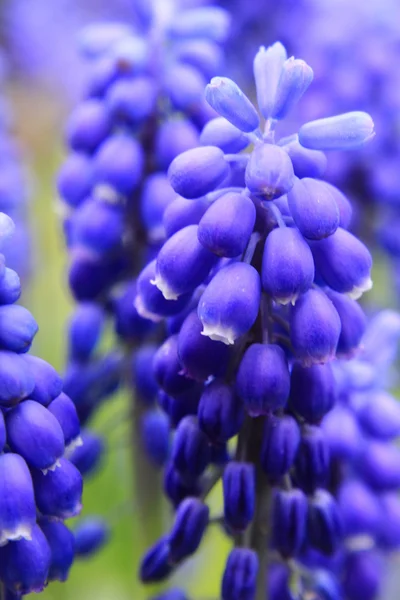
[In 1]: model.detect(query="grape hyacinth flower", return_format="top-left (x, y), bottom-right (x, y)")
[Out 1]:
top-left (0, 212), bottom-right (83, 595)
top-left (58, 2), bottom-right (231, 487)
top-left (135, 41), bottom-right (385, 600)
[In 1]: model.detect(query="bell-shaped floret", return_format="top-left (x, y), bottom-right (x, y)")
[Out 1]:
top-left (198, 262), bottom-right (261, 345)
top-left (223, 462), bottom-right (255, 532)
top-left (290, 362), bottom-right (336, 423)
top-left (245, 143), bottom-right (295, 199)
top-left (0, 304), bottom-right (38, 353)
top-left (0, 350), bottom-right (35, 407)
top-left (39, 518), bottom-right (75, 582)
top-left (168, 146), bottom-right (230, 199)
top-left (0, 524), bottom-right (51, 594)
top-left (153, 225), bottom-right (218, 300)
top-left (168, 497), bottom-right (209, 562)
top-left (236, 343), bottom-right (290, 415)
top-left (221, 548), bottom-right (259, 600)
top-left (48, 392), bottom-right (81, 450)
top-left (261, 414), bottom-right (300, 482)
top-left (6, 400), bottom-right (65, 470)
top-left (271, 57), bottom-right (313, 120)
top-left (271, 488), bottom-right (308, 558)
top-left (198, 380), bottom-right (244, 443)
top-left (290, 289), bottom-right (341, 366)
top-left (262, 227), bottom-right (315, 304)
top-left (0, 453), bottom-right (36, 545)
top-left (23, 355), bottom-right (63, 406)
top-left (287, 178), bottom-right (340, 240)
top-left (253, 43), bottom-right (287, 120)
top-left (31, 458), bottom-right (83, 519)
top-left (200, 117), bottom-right (249, 153)
top-left (307, 490), bottom-right (343, 555)
top-left (310, 228), bottom-right (373, 299)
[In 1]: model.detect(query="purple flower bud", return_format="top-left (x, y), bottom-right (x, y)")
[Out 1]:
top-left (23, 355), bottom-right (63, 406)
top-left (342, 550), bottom-right (383, 600)
top-left (167, 7), bottom-right (230, 42)
top-left (168, 146), bottom-right (230, 200)
top-left (290, 289), bottom-right (341, 366)
top-left (205, 77), bottom-right (259, 133)
top-left (93, 133), bottom-right (144, 194)
top-left (221, 548), bottom-right (258, 600)
top-left (377, 493), bottom-right (400, 549)
top-left (140, 537), bottom-right (172, 583)
top-left (200, 117), bottom-right (249, 154)
top-left (290, 362), bottom-right (336, 424)
top-left (322, 404), bottom-right (362, 460)
top-left (109, 36), bottom-right (148, 72)
top-left (287, 178), bottom-right (340, 240)
top-left (262, 227), bottom-right (314, 305)
top-left (198, 262), bottom-right (261, 344)
top-left (163, 463), bottom-right (201, 507)
top-left (223, 462), bottom-right (255, 532)
top-left (0, 305), bottom-right (38, 353)
top-left (78, 22), bottom-right (132, 59)
top-left (0, 350), bottom-right (35, 407)
top-left (325, 290), bottom-right (366, 358)
top-left (299, 111), bottom-right (375, 151)
top-left (282, 138), bottom-right (327, 179)
top-left (154, 335), bottom-right (196, 396)
top-left (73, 517), bottom-right (109, 557)
top-left (176, 39), bottom-right (222, 79)
top-left (356, 390), bottom-right (400, 440)
top-left (0, 524), bottom-right (51, 594)
top-left (261, 414), bottom-right (300, 482)
top-left (66, 99), bottom-right (112, 153)
top-left (236, 343), bottom-right (290, 415)
top-left (164, 64), bottom-right (206, 112)
top-left (359, 441), bottom-right (400, 491)
top-left (245, 143), bottom-right (295, 199)
top-left (154, 225), bottom-right (218, 300)
top-left (253, 43), bottom-right (287, 120)
top-left (311, 228), bottom-right (372, 299)
top-left (114, 280), bottom-right (155, 339)
top-left (271, 488), bottom-right (308, 558)
top-left (69, 248), bottom-right (128, 301)
top-left (155, 120), bottom-right (199, 171)
top-left (32, 458), bottom-right (83, 519)
top-left (69, 430), bottom-right (104, 477)
top-left (131, 345), bottom-right (158, 404)
top-left (71, 198), bottom-right (124, 255)
top-left (178, 311), bottom-right (231, 381)
top-left (140, 173), bottom-right (178, 242)
top-left (163, 196), bottom-right (210, 239)
top-left (6, 400), bottom-right (65, 470)
top-left (141, 410), bottom-right (170, 467)
top-left (307, 489), bottom-right (343, 555)
top-left (0, 213), bottom-right (15, 251)
top-left (272, 57), bottom-right (313, 120)
top-left (68, 302), bottom-right (104, 361)
top-left (48, 392), bottom-right (81, 450)
top-left (136, 260), bottom-right (192, 321)
top-left (294, 425), bottom-right (330, 494)
top-left (107, 76), bottom-right (157, 124)
top-left (198, 192), bottom-right (256, 258)
top-left (361, 310), bottom-right (400, 367)
top-left (337, 480), bottom-right (380, 537)
top-left (0, 454), bottom-right (36, 545)
top-left (268, 563), bottom-right (293, 600)
top-left (172, 416), bottom-right (211, 479)
top-left (39, 518), bottom-right (75, 582)
top-left (0, 267), bottom-right (21, 305)
top-left (57, 152), bottom-right (94, 207)
top-left (198, 380), bottom-right (244, 443)
top-left (169, 497), bottom-right (209, 562)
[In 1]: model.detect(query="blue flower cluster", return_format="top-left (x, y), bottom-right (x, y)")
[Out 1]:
top-left (56, 5), bottom-right (232, 564)
top-left (133, 43), bottom-right (387, 599)
top-left (0, 212), bottom-right (85, 596)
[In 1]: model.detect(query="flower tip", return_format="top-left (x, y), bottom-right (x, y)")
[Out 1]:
top-left (150, 276), bottom-right (179, 301)
top-left (200, 324), bottom-right (235, 345)
top-left (346, 277), bottom-right (373, 300)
